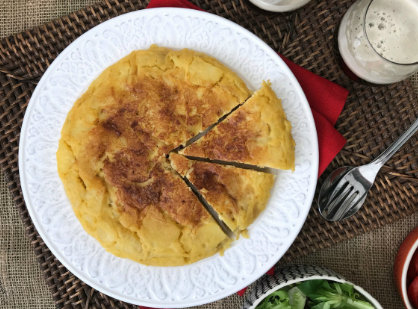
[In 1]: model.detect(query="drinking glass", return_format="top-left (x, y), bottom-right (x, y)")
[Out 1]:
top-left (337, 0), bottom-right (418, 84)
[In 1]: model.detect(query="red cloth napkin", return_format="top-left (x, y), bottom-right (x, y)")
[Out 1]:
top-left (141, 0), bottom-right (348, 305)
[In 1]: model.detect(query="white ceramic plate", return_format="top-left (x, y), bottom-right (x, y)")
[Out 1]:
top-left (19, 8), bottom-right (318, 307)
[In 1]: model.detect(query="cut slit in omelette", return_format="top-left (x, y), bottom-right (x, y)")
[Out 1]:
top-left (180, 81), bottom-right (295, 171)
top-left (169, 153), bottom-right (275, 236)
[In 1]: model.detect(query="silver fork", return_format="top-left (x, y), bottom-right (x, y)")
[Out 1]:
top-left (318, 117), bottom-right (418, 221)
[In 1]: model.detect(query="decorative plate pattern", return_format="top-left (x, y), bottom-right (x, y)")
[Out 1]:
top-left (18, 8), bottom-right (318, 307)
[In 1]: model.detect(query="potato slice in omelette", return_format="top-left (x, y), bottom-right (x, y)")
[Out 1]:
top-left (180, 81), bottom-right (295, 170)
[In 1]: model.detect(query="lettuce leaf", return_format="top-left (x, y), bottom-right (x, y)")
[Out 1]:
top-left (297, 280), bottom-right (375, 309)
top-left (256, 289), bottom-right (292, 309)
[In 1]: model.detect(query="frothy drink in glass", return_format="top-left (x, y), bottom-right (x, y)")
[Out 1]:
top-left (338, 0), bottom-right (418, 84)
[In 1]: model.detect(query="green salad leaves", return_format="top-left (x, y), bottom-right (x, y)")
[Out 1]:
top-left (256, 280), bottom-right (375, 309)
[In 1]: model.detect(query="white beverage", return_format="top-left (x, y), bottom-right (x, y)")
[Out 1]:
top-left (338, 0), bottom-right (418, 84)
top-left (249, 0), bottom-right (311, 12)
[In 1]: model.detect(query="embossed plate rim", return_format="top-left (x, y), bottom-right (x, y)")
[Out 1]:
top-left (18, 8), bottom-right (318, 307)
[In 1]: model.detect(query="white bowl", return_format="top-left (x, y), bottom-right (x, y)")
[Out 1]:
top-left (249, 0), bottom-right (312, 12)
top-left (243, 265), bottom-right (383, 309)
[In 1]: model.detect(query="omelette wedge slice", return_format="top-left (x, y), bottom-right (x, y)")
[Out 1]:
top-left (180, 81), bottom-right (295, 170)
top-left (169, 153), bottom-right (274, 236)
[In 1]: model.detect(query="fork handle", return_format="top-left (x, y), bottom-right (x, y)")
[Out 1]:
top-left (371, 118), bottom-right (418, 168)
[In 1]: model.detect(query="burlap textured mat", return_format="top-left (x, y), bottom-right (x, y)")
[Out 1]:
top-left (0, 0), bottom-right (417, 308)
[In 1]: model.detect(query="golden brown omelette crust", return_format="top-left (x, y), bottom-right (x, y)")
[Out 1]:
top-left (181, 81), bottom-right (295, 170)
top-left (169, 153), bottom-right (274, 236)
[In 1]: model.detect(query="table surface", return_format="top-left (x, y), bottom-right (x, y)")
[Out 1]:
top-left (0, 1), bottom-right (417, 308)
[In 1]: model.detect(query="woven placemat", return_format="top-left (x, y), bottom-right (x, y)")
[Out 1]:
top-left (0, 0), bottom-right (416, 308)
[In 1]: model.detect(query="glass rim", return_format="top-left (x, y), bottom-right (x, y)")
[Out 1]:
top-left (363, 0), bottom-right (418, 66)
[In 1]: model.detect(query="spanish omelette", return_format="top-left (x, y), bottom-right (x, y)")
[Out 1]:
top-left (57, 45), bottom-right (294, 266)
